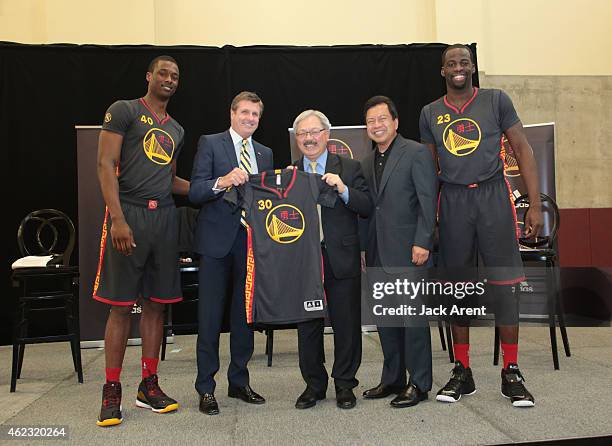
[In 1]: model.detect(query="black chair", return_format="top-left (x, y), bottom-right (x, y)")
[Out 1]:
top-left (161, 207), bottom-right (202, 360)
top-left (160, 260), bottom-right (199, 360)
top-left (493, 193), bottom-right (570, 369)
top-left (161, 207), bottom-right (257, 361)
top-left (260, 324), bottom-right (299, 367)
top-left (439, 193), bottom-right (571, 369)
top-left (10, 209), bottom-right (83, 392)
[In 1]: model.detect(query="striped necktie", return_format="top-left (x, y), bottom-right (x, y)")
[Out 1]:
top-left (309, 161), bottom-right (324, 243)
top-left (239, 139), bottom-right (252, 227)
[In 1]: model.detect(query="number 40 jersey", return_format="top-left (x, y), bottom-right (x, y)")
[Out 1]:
top-left (225, 168), bottom-right (337, 325)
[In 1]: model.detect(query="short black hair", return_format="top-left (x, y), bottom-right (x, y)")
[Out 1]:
top-left (148, 55), bottom-right (178, 73)
top-left (363, 95), bottom-right (398, 121)
top-left (441, 44), bottom-right (474, 65)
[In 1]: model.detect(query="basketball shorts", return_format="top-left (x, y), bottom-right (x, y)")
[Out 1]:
top-left (93, 196), bottom-right (182, 306)
top-left (438, 175), bottom-right (525, 283)
top-left (438, 176), bottom-right (525, 325)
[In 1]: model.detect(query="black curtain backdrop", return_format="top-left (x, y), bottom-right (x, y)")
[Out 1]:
top-left (0, 42), bottom-right (478, 344)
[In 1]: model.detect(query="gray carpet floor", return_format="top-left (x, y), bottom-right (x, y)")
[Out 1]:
top-left (1, 326), bottom-right (611, 445)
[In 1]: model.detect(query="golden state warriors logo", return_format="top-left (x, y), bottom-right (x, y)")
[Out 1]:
top-left (443, 118), bottom-right (481, 156)
top-left (265, 204), bottom-right (305, 244)
top-left (501, 136), bottom-right (521, 177)
top-left (327, 139), bottom-right (354, 159)
top-left (143, 128), bottom-right (175, 165)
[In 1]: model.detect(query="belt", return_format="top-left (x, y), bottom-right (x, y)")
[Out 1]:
top-left (120, 194), bottom-right (174, 209)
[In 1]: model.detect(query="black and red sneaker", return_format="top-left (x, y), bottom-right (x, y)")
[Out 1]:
top-left (97, 381), bottom-right (122, 427)
top-left (436, 361), bottom-right (476, 403)
top-left (501, 363), bottom-right (535, 408)
top-left (135, 374), bottom-right (179, 413)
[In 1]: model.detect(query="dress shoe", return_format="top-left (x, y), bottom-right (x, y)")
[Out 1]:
top-left (228, 384), bottom-right (266, 404)
top-left (390, 383), bottom-right (428, 408)
top-left (336, 388), bottom-right (356, 409)
top-left (199, 393), bottom-right (219, 415)
top-left (295, 387), bottom-right (326, 409)
top-left (362, 383), bottom-right (404, 399)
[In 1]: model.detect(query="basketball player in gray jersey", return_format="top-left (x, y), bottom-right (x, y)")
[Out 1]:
top-left (419, 44), bottom-right (543, 407)
top-left (95, 55), bottom-right (189, 426)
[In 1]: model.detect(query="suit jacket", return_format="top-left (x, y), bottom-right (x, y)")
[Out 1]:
top-left (362, 134), bottom-right (437, 272)
top-left (189, 130), bottom-right (274, 258)
top-left (294, 152), bottom-right (372, 279)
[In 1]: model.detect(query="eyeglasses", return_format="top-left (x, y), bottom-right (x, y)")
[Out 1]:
top-left (295, 128), bottom-right (327, 138)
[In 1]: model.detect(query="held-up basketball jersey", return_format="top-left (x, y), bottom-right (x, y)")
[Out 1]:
top-left (225, 169), bottom-right (337, 325)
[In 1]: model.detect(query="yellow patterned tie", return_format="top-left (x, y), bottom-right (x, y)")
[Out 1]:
top-left (310, 161), bottom-right (324, 243)
top-left (239, 139), bottom-right (252, 227)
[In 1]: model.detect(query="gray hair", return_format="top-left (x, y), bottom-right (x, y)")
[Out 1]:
top-left (293, 109), bottom-right (332, 131)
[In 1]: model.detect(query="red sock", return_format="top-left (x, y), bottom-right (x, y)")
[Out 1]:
top-left (501, 343), bottom-right (518, 369)
top-left (453, 343), bottom-right (470, 368)
top-left (142, 357), bottom-right (159, 379)
top-left (106, 367), bottom-right (121, 383)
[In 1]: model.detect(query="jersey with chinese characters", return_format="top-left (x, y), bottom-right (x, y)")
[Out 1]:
top-left (419, 88), bottom-right (520, 185)
top-left (101, 98), bottom-right (184, 200)
top-left (225, 169), bottom-right (336, 325)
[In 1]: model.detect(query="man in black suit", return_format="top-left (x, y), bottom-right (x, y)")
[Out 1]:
top-left (361, 96), bottom-right (438, 408)
top-left (189, 91), bottom-right (274, 415)
top-left (291, 110), bottom-right (372, 410)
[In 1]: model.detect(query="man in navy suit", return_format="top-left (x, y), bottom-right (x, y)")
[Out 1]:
top-left (189, 91), bottom-right (274, 415)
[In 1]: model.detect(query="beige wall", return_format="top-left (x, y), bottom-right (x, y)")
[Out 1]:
top-left (480, 74), bottom-right (612, 208)
top-left (0, 0), bottom-right (437, 47)
top-left (2, 0), bottom-right (611, 75)
top-left (1, 0), bottom-right (611, 207)
top-left (435, 0), bottom-right (612, 75)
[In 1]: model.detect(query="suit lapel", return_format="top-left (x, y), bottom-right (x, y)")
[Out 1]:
top-left (324, 152), bottom-right (341, 175)
top-left (378, 137), bottom-right (405, 197)
top-left (366, 153), bottom-right (378, 197)
top-left (252, 140), bottom-right (265, 172)
top-left (223, 131), bottom-right (238, 169)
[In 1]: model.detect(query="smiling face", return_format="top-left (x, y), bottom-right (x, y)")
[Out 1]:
top-left (295, 114), bottom-right (329, 161)
top-left (365, 103), bottom-right (398, 151)
top-left (441, 47), bottom-right (475, 91)
top-left (146, 60), bottom-right (179, 100)
top-left (230, 100), bottom-right (262, 139)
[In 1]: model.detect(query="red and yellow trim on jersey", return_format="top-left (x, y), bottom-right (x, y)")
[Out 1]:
top-left (150, 296), bottom-right (183, 304)
top-left (503, 177), bottom-right (521, 241)
top-left (139, 97), bottom-right (171, 125)
top-left (488, 276), bottom-right (526, 285)
top-left (92, 206), bottom-right (110, 299)
top-left (245, 226), bottom-right (256, 324)
top-left (443, 87), bottom-right (478, 114)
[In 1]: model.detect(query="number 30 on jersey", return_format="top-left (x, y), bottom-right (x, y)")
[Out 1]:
top-left (257, 199), bottom-right (272, 211)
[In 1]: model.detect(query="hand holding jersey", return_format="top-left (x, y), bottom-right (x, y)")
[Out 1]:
top-left (321, 172), bottom-right (347, 194)
top-left (218, 167), bottom-right (249, 188)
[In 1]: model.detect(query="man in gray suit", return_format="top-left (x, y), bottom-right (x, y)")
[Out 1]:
top-left (361, 95), bottom-right (438, 407)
